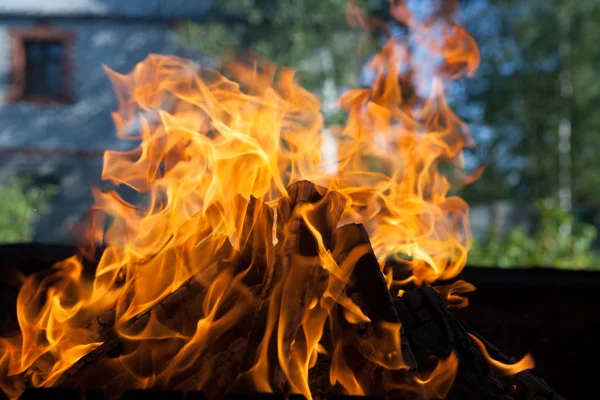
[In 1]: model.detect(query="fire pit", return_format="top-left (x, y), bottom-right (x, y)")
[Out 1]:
top-left (0, 1), bottom-right (586, 399)
top-left (2, 243), bottom-right (590, 399)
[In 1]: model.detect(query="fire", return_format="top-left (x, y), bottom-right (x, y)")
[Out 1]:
top-left (1, 1), bottom-right (531, 399)
top-left (469, 334), bottom-right (535, 376)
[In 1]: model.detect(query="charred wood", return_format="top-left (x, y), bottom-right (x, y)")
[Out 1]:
top-left (235, 180), bottom-right (346, 394)
top-left (468, 332), bottom-right (565, 400)
top-left (331, 223), bottom-right (416, 369)
top-left (394, 287), bottom-right (565, 400)
top-left (54, 267), bottom-right (215, 388)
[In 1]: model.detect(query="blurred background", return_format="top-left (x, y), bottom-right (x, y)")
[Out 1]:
top-left (0, 0), bottom-right (599, 270)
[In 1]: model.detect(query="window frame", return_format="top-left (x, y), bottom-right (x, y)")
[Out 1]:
top-left (7, 24), bottom-right (75, 104)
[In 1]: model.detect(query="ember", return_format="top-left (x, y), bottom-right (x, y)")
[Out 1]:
top-left (0, 1), bottom-right (560, 399)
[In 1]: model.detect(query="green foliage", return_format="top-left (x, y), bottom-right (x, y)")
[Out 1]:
top-left (462, 0), bottom-right (600, 206)
top-left (180, 0), bottom-right (371, 124)
top-left (468, 199), bottom-right (599, 269)
top-left (0, 177), bottom-right (57, 244)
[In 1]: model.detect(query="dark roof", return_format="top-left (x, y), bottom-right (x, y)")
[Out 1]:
top-left (0, 0), bottom-right (218, 21)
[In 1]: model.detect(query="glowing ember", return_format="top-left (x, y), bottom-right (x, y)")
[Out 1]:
top-left (0, 1), bottom-right (532, 399)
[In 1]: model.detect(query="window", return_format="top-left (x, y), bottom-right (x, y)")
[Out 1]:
top-left (7, 25), bottom-right (74, 104)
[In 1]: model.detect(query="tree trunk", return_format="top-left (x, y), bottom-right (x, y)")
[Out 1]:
top-left (557, 8), bottom-right (573, 215)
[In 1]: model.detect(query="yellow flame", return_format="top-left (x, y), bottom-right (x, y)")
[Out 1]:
top-left (469, 334), bottom-right (535, 376)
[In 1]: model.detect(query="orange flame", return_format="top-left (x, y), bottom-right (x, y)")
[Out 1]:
top-left (434, 279), bottom-right (477, 309)
top-left (0, 1), bottom-right (515, 399)
top-left (469, 334), bottom-right (535, 376)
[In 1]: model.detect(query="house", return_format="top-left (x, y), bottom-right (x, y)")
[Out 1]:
top-left (0, 0), bottom-right (216, 243)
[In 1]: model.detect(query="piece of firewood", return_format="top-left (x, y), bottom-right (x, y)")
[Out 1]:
top-left (191, 196), bottom-right (276, 399)
top-left (394, 287), bottom-right (565, 400)
top-left (275, 180), bottom-right (346, 251)
top-left (327, 223), bottom-right (417, 397)
top-left (276, 180), bottom-right (347, 352)
top-left (396, 287), bottom-right (515, 398)
top-left (56, 194), bottom-right (276, 393)
top-left (331, 223), bottom-right (417, 366)
top-left (234, 181), bottom-right (347, 395)
top-left (331, 224), bottom-right (404, 326)
top-left (468, 332), bottom-right (566, 400)
top-left (54, 263), bottom-right (219, 388)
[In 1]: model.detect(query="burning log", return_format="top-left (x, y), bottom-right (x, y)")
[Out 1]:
top-left (42, 279), bottom-right (565, 400)
top-left (2, 181), bottom-right (566, 400)
top-left (55, 196), bottom-right (276, 395)
top-left (193, 195), bottom-right (276, 397)
top-left (393, 287), bottom-right (565, 400)
top-left (54, 264), bottom-right (218, 388)
top-left (467, 332), bottom-right (565, 400)
top-left (395, 287), bottom-right (506, 398)
top-left (330, 223), bottom-right (416, 366)
top-left (329, 223), bottom-right (417, 397)
top-left (233, 180), bottom-right (347, 394)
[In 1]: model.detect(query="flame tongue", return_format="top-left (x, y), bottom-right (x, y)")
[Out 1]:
top-left (0, 1), bottom-right (523, 399)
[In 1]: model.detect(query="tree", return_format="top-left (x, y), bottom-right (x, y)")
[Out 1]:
top-left (180, 0), bottom-right (600, 212)
top-left (0, 177), bottom-right (57, 243)
top-left (460, 0), bottom-right (600, 210)
top-left (180, 0), bottom-right (370, 124)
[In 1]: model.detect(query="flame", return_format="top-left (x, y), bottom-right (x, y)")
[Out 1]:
top-left (469, 334), bottom-right (535, 376)
top-left (415, 352), bottom-right (459, 399)
top-left (0, 1), bottom-right (517, 399)
top-left (434, 279), bottom-right (476, 309)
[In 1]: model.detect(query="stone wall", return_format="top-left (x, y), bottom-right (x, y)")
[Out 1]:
top-left (0, 18), bottom-right (202, 242)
